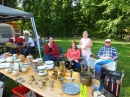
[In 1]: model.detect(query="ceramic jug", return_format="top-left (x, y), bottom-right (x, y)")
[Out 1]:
top-left (14, 59), bottom-right (22, 70)
top-left (59, 61), bottom-right (66, 75)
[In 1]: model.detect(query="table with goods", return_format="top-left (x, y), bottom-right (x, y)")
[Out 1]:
top-left (0, 54), bottom-right (93, 97)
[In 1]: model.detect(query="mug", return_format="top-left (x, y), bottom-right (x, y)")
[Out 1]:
top-left (22, 66), bottom-right (27, 72)
top-left (12, 69), bottom-right (19, 76)
top-left (53, 70), bottom-right (58, 76)
top-left (5, 67), bottom-right (12, 73)
top-left (42, 80), bottom-right (47, 86)
top-left (52, 73), bottom-right (57, 80)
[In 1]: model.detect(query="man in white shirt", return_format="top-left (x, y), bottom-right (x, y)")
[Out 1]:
top-left (20, 33), bottom-right (35, 56)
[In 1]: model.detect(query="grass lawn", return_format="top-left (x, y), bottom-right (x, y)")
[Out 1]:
top-left (2, 38), bottom-right (130, 97)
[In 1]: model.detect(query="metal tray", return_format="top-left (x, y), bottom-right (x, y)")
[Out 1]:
top-left (62, 82), bottom-right (80, 94)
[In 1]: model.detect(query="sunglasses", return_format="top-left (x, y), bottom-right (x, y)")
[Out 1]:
top-left (105, 42), bottom-right (110, 43)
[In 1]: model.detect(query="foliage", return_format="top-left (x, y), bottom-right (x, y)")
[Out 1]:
top-left (2, 0), bottom-right (130, 39)
top-left (0, 0), bottom-right (17, 8)
top-left (96, 0), bottom-right (130, 39)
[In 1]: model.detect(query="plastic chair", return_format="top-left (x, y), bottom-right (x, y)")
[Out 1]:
top-left (57, 46), bottom-right (65, 61)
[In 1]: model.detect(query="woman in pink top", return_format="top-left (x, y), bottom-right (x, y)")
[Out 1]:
top-left (79, 31), bottom-right (93, 72)
top-left (65, 41), bottom-right (80, 71)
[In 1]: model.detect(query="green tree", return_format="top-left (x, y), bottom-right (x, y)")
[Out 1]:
top-left (0, 0), bottom-right (17, 8)
top-left (96, 0), bottom-right (130, 39)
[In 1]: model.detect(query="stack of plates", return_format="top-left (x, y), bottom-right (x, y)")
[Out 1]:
top-left (0, 63), bottom-right (10, 69)
top-left (0, 59), bottom-right (5, 63)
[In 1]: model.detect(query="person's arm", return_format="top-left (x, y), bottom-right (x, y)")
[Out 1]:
top-left (79, 39), bottom-right (82, 48)
top-left (44, 43), bottom-right (50, 54)
top-left (67, 49), bottom-right (72, 60)
top-left (86, 38), bottom-right (93, 47)
top-left (25, 38), bottom-right (32, 49)
top-left (112, 47), bottom-right (118, 61)
top-left (97, 47), bottom-right (103, 59)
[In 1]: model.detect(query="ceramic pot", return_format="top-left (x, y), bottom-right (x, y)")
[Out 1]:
top-left (14, 59), bottom-right (22, 70)
top-left (44, 61), bottom-right (54, 70)
top-left (12, 69), bottom-right (19, 76)
top-left (79, 72), bottom-right (92, 86)
top-left (36, 58), bottom-right (43, 65)
top-left (5, 67), bottom-right (12, 73)
top-left (22, 66), bottom-right (27, 72)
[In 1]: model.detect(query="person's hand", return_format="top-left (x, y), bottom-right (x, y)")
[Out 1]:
top-left (100, 56), bottom-right (110, 60)
top-left (48, 43), bottom-right (52, 48)
top-left (108, 57), bottom-right (114, 60)
top-left (103, 57), bottom-right (113, 60)
top-left (85, 44), bottom-right (89, 47)
top-left (48, 43), bottom-right (50, 46)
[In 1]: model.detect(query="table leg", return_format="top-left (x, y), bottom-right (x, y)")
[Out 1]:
top-left (0, 73), bottom-right (6, 81)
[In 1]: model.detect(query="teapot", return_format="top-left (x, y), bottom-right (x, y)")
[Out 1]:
top-left (14, 59), bottom-right (22, 70)
top-left (6, 56), bottom-right (14, 63)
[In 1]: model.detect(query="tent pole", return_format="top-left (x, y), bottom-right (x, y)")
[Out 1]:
top-left (30, 18), bottom-right (41, 58)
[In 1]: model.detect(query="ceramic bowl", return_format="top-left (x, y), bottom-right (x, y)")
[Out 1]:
top-left (26, 55), bottom-right (33, 59)
top-left (32, 59), bottom-right (38, 63)
top-left (37, 66), bottom-right (47, 71)
top-left (22, 66), bottom-right (27, 72)
top-left (36, 58), bottom-right (43, 65)
top-left (44, 61), bottom-right (54, 70)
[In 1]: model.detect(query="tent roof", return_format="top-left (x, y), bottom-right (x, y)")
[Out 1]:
top-left (0, 5), bottom-right (33, 23)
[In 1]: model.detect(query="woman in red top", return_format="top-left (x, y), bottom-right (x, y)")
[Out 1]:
top-left (65, 41), bottom-right (80, 71)
top-left (14, 33), bottom-right (24, 45)
top-left (9, 33), bottom-right (24, 54)
top-left (44, 35), bottom-right (59, 62)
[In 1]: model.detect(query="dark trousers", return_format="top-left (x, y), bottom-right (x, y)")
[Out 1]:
top-left (44, 54), bottom-right (57, 62)
top-left (20, 46), bottom-right (35, 57)
top-left (65, 60), bottom-right (76, 71)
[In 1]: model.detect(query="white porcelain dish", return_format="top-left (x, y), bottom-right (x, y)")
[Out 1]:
top-left (44, 61), bottom-right (54, 70)
top-left (62, 82), bottom-right (80, 94)
top-left (0, 63), bottom-right (10, 69)
top-left (36, 58), bottom-right (43, 61)
top-left (0, 59), bottom-right (5, 63)
top-left (32, 59), bottom-right (38, 63)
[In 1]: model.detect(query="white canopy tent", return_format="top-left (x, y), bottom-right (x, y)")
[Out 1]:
top-left (0, 5), bottom-right (41, 57)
